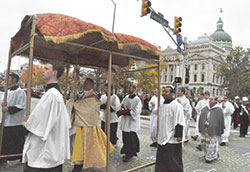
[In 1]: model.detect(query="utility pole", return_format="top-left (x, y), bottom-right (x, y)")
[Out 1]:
top-left (182, 37), bottom-right (188, 86)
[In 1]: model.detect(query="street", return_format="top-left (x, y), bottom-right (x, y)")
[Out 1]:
top-left (0, 97), bottom-right (250, 171)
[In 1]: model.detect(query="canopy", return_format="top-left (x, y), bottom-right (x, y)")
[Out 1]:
top-left (115, 33), bottom-right (163, 60)
top-left (11, 13), bottom-right (161, 68)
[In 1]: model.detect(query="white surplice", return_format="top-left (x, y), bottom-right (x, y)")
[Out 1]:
top-left (100, 94), bottom-right (121, 123)
top-left (22, 88), bottom-right (71, 168)
top-left (2, 87), bottom-right (26, 126)
top-left (194, 98), bottom-right (209, 136)
top-left (157, 99), bottom-right (186, 145)
top-left (120, 95), bottom-right (142, 132)
top-left (148, 95), bottom-right (164, 143)
top-left (219, 101), bottom-right (235, 143)
top-left (177, 96), bottom-right (192, 141)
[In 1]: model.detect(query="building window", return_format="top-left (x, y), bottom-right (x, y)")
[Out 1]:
top-left (213, 64), bottom-right (216, 71)
top-left (220, 89), bottom-right (222, 96)
top-left (216, 76), bottom-right (219, 83)
top-left (194, 64), bottom-right (198, 70)
top-left (165, 68), bottom-right (168, 72)
top-left (213, 74), bottom-right (215, 83)
top-left (216, 89), bottom-right (219, 95)
top-left (171, 75), bottom-right (173, 82)
top-left (170, 65), bottom-right (173, 72)
top-left (194, 74), bottom-right (197, 82)
top-left (202, 63), bottom-right (205, 70)
top-left (213, 88), bottom-right (215, 95)
top-left (201, 74), bottom-right (205, 82)
top-left (164, 75), bottom-right (167, 82)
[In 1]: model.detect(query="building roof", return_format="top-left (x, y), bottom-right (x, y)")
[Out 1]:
top-left (210, 17), bottom-right (232, 43)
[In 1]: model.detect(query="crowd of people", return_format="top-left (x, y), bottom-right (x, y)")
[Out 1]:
top-left (0, 60), bottom-right (249, 172)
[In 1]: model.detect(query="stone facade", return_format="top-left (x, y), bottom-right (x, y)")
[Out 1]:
top-left (161, 18), bottom-right (232, 97)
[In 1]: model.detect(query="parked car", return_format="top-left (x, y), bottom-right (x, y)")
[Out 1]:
top-left (0, 85), bottom-right (5, 92)
top-left (31, 88), bottom-right (45, 98)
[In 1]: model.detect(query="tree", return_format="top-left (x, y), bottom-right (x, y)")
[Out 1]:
top-left (217, 46), bottom-right (250, 98)
top-left (113, 65), bottom-right (133, 94)
top-left (132, 61), bottom-right (168, 94)
top-left (21, 65), bottom-right (45, 87)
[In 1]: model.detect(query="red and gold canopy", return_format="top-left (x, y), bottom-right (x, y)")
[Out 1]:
top-left (11, 13), bottom-right (161, 68)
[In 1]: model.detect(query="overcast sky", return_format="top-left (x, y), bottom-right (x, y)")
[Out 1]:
top-left (0, 0), bottom-right (249, 72)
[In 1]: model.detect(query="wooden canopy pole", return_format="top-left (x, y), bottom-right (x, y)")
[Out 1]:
top-left (156, 58), bottom-right (161, 144)
top-left (122, 162), bottom-right (156, 172)
top-left (120, 66), bottom-right (158, 74)
top-left (106, 1), bottom-right (116, 171)
top-left (64, 64), bottom-right (70, 104)
top-left (0, 43), bottom-right (13, 156)
top-left (120, 58), bottom-right (161, 172)
top-left (105, 52), bottom-right (112, 172)
top-left (26, 15), bottom-right (37, 116)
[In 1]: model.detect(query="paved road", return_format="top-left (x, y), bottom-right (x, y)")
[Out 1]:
top-left (0, 96), bottom-right (250, 171)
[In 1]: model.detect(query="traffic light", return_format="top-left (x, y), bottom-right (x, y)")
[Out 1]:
top-left (141, 0), bottom-right (151, 17)
top-left (174, 77), bottom-right (182, 83)
top-left (174, 16), bottom-right (182, 34)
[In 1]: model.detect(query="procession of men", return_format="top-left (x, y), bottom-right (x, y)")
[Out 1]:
top-left (0, 62), bottom-right (250, 171)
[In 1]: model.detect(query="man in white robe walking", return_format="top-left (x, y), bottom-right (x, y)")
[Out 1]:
top-left (177, 87), bottom-right (192, 143)
top-left (148, 89), bottom-right (164, 147)
top-left (155, 86), bottom-right (185, 172)
top-left (100, 84), bottom-right (121, 146)
top-left (219, 95), bottom-right (234, 146)
top-left (22, 61), bottom-right (71, 172)
top-left (192, 91), bottom-right (210, 150)
top-left (118, 83), bottom-right (142, 162)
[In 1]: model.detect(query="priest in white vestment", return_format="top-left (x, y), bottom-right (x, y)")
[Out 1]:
top-left (22, 61), bottom-right (71, 172)
top-left (148, 89), bottom-right (164, 147)
top-left (219, 96), bottom-right (235, 146)
top-left (68, 78), bottom-right (114, 171)
top-left (155, 86), bottom-right (185, 172)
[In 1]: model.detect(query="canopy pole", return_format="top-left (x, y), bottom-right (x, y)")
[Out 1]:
top-left (106, 1), bottom-right (116, 171)
top-left (63, 41), bottom-right (159, 63)
top-left (11, 43), bottom-right (30, 57)
top-left (0, 43), bottom-right (13, 156)
top-left (122, 162), bottom-right (156, 172)
top-left (120, 66), bottom-right (158, 74)
top-left (106, 52), bottom-right (112, 172)
top-left (156, 58), bottom-right (161, 143)
top-left (64, 64), bottom-right (70, 104)
top-left (0, 153), bottom-right (22, 159)
top-left (26, 15), bottom-right (37, 116)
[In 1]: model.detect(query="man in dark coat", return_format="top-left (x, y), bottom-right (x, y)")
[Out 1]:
top-left (239, 97), bottom-right (249, 137)
top-left (199, 96), bottom-right (225, 163)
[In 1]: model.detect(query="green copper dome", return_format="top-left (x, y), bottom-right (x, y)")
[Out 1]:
top-left (210, 18), bottom-right (232, 43)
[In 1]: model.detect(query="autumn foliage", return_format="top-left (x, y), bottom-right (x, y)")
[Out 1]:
top-left (21, 65), bottom-right (45, 87)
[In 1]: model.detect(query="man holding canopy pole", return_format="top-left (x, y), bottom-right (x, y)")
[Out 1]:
top-left (22, 61), bottom-right (71, 172)
top-left (1, 73), bottom-right (26, 165)
top-left (155, 86), bottom-right (185, 172)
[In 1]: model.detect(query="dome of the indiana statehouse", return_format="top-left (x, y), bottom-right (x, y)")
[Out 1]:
top-left (210, 17), bottom-right (232, 43)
